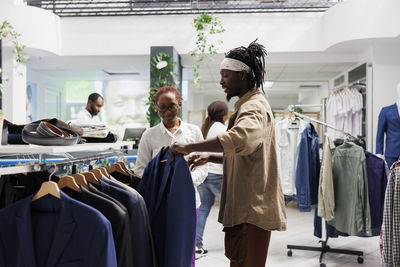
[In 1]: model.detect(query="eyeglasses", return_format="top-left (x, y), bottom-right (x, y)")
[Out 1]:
top-left (157, 104), bottom-right (179, 112)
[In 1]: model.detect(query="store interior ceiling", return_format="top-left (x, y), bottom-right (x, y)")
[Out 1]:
top-left (25, 0), bottom-right (342, 17)
top-left (26, 47), bottom-right (357, 110)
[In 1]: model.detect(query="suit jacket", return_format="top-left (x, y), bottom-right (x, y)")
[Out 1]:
top-left (62, 186), bottom-right (134, 267)
top-left (137, 147), bottom-right (196, 267)
top-left (376, 103), bottom-right (400, 158)
top-left (0, 191), bottom-right (117, 267)
top-left (108, 177), bottom-right (157, 267)
top-left (96, 179), bottom-right (154, 267)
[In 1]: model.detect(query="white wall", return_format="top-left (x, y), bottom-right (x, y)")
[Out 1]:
top-left (0, 3), bottom-right (61, 54)
top-left (27, 69), bottom-right (65, 120)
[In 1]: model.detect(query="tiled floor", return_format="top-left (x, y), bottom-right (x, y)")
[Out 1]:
top-left (196, 204), bottom-right (381, 267)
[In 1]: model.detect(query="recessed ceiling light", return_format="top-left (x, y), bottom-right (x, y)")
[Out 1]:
top-left (264, 81), bottom-right (274, 88)
top-left (102, 69), bottom-right (140, 76)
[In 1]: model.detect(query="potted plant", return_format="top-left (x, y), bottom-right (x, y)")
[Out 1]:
top-left (147, 52), bottom-right (178, 127)
top-left (0, 20), bottom-right (27, 145)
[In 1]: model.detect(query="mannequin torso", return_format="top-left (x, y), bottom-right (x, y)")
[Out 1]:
top-left (376, 82), bottom-right (400, 163)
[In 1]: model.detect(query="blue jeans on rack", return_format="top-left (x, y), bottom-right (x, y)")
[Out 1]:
top-left (196, 173), bottom-right (223, 248)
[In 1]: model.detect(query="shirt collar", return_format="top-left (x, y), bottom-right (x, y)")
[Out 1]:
top-left (234, 88), bottom-right (262, 110)
top-left (84, 108), bottom-right (95, 118)
top-left (159, 118), bottom-right (183, 135)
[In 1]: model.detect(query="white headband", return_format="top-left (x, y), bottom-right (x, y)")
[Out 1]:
top-left (220, 58), bottom-right (251, 73)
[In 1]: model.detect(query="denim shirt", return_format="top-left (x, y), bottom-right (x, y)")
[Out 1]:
top-left (295, 123), bottom-right (320, 212)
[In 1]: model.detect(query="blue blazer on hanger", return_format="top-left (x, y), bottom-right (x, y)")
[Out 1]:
top-left (0, 191), bottom-right (117, 267)
top-left (376, 103), bottom-right (400, 158)
top-left (138, 147), bottom-right (196, 267)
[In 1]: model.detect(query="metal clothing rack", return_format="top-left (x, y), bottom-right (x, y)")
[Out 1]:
top-left (331, 80), bottom-right (366, 92)
top-left (0, 151), bottom-right (122, 176)
top-left (288, 104), bottom-right (353, 139)
top-left (286, 105), bottom-right (364, 267)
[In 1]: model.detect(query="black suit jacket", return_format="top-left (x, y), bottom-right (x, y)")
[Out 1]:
top-left (62, 186), bottom-right (134, 267)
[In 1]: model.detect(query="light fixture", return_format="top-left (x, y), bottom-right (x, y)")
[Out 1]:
top-left (264, 81), bottom-right (274, 88)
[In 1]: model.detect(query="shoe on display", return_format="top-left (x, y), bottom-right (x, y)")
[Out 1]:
top-left (195, 246), bottom-right (208, 260)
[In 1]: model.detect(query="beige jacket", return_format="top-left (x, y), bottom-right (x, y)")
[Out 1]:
top-left (217, 88), bottom-right (287, 231)
top-left (317, 134), bottom-right (336, 221)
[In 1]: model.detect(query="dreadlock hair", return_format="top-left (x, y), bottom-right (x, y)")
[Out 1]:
top-left (152, 85), bottom-right (183, 106)
top-left (225, 39), bottom-right (267, 93)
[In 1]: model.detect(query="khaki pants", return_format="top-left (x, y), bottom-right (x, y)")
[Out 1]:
top-left (224, 223), bottom-right (271, 267)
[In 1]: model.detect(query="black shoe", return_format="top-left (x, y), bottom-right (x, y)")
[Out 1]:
top-left (195, 246), bottom-right (208, 260)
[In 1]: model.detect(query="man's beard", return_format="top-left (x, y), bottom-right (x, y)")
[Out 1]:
top-left (90, 105), bottom-right (98, 116)
top-left (226, 93), bottom-right (234, 102)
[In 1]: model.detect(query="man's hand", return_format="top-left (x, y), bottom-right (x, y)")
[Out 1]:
top-left (187, 154), bottom-right (209, 171)
top-left (171, 142), bottom-right (191, 155)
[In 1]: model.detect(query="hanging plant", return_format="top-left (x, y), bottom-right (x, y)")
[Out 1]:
top-left (190, 13), bottom-right (225, 86)
top-left (0, 21), bottom-right (28, 64)
top-left (147, 52), bottom-right (178, 127)
top-left (0, 20), bottom-right (28, 105)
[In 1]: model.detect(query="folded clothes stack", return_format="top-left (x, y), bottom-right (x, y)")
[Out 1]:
top-left (68, 121), bottom-right (118, 143)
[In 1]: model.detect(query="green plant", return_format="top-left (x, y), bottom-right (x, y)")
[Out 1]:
top-left (0, 21), bottom-right (28, 64)
top-left (190, 13), bottom-right (225, 86)
top-left (293, 107), bottom-right (304, 114)
top-left (147, 52), bottom-right (178, 126)
top-left (0, 21), bottom-right (28, 103)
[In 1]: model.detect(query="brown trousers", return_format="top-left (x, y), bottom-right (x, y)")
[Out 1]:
top-left (224, 223), bottom-right (271, 267)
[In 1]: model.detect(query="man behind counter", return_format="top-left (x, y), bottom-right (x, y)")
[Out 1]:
top-left (76, 93), bottom-right (104, 124)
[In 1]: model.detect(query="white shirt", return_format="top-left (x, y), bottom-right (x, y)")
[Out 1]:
top-left (76, 108), bottom-right (101, 124)
top-left (135, 120), bottom-right (208, 208)
top-left (351, 89), bottom-right (363, 137)
top-left (205, 122), bottom-right (227, 175)
top-left (275, 118), bottom-right (308, 196)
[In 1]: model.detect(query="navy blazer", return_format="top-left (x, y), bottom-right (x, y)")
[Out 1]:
top-left (62, 186), bottom-right (134, 267)
top-left (0, 191), bottom-right (117, 267)
top-left (138, 147), bottom-right (196, 267)
top-left (376, 103), bottom-right (400, 158)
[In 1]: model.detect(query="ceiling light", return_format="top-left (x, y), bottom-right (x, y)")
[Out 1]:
top-left (102, 69), bottom-right (140, 76)
top-left (264, 81), bottom-right (274, 88)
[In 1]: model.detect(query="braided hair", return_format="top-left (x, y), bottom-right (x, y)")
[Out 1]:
top-left (225, 39), bottom-right (267, 93)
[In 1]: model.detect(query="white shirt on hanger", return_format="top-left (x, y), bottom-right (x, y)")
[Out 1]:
top-left (275, 118), bottom-right (308, 196)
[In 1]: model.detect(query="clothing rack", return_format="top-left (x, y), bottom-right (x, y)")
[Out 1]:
top-left (286, 105), bottom-right (364, 267)
top-left (331, 80), bottom-right (366, 92)
top-left (0, 151), bottom-right (122, 176)
top-left (288, 105), bottom-right (353, 139)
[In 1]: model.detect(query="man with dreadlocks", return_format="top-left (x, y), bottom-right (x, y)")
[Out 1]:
top-left (172, 40), bottom-right (287, 266)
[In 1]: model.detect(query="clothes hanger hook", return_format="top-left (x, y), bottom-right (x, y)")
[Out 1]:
top-left (49, 162), bottom-right (57, 181)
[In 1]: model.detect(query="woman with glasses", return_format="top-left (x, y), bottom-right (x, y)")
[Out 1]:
top-left (134, 85), bottom-right (208, 267)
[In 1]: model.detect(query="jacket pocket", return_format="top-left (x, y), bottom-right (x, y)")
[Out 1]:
top-left (56, 261), bottom-right (81, 267)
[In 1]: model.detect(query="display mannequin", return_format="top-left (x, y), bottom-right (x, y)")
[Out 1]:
top-left (376, 82), bottom-right (400, 168)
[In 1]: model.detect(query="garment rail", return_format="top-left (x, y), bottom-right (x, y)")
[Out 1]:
top-left (286, 105), bottom-right (364, 267)
top-left (0, 151), bottom-right (121, 176)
